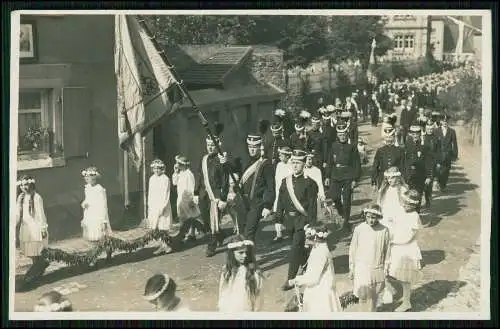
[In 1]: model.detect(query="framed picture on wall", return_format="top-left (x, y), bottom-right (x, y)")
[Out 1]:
top-left (20, 20), bottom-right (37, 62)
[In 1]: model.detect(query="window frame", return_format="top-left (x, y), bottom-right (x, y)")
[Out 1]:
top-left (16, 86), bottom-right (66, 171)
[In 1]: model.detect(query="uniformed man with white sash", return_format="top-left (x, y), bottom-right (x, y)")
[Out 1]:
top-left (194, 133), bottom-right (228, 258)
top-left (238, 133), bottom-right (275, 244)
top-left (275, 149), bottom-right (318, 291)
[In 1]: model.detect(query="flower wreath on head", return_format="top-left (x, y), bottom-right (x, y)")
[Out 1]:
top-left (227, 239), bottom-right (254, 250)
top-left (81, 168), bottom-right (100, 177)
top-left (49, 299), bottom-right (72, 312)
top-left (16, 178), bottom-right (35, 186)
top-left (304, 224), bottom-right (330, 240)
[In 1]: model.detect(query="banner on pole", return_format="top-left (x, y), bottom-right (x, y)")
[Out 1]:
top-left (114, 15), bottom-right (184, 170)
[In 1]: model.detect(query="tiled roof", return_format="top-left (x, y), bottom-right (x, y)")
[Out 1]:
top-left (158, 43), bottom-right (198, 74)
top-left (182, 46), bottom-right (253, 88)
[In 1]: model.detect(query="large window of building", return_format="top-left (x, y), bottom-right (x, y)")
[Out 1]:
top-left (393, 34), bottom-right (415, 51)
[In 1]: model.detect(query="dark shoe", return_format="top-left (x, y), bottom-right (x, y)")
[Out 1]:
top-left (281, 282), bottom-right (294, 291)
top-left (205, 248), bottom-right (216, 258)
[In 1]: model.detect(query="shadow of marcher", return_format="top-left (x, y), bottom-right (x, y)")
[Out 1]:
top-left (445, 183), bottom-right (479, 196)
top-left (378, 279), bottom-right (467, 312)
top-left (258, 249), bottom-right (291, 273)
top-left (332, 254), bottom-right (350, 274)
top-left (427, 195), bottom-right (463, 221)
top-left (420, 250), bottom-right (446, 268)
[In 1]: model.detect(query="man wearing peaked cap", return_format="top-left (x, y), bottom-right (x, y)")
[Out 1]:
top-left (402, 125), bottom-right (435, 212)
top-left (271, 146), bottom-right (294, 242)
top-left (340, 111), bottom-right (358, 145)
top-left (307, 112), bottom-right (325, 168)
top-left (275, 148), bottom-right (318, 291)
top-left (289, 110), bottom-right (314, 151)
top-left (324, 123), bottom-right (361, 232)
top-left (270, 109), bottom-right (290, 167)
top-left (195, 123), bottom-right (229, 257)
top-left (421, 119), bottom-right (440, 208)
top-left (371, 125), bottom-right (405, 190)
top-left (237, 127), bottom-right (275, 244)
top-left (320, 105), bottom-right (338, 177)
top-left (433, 113), bottom-right (458, 192)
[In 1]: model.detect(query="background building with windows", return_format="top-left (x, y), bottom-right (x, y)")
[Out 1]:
top-left (381, 15), bottom-right (482, 62)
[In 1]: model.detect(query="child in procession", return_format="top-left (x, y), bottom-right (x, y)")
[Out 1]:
top-left (80, 167), bottom-right (112, 242)
top-left (349, 204), bottom-right (391, 312)
top-left (16, 175), bottom-right (50, 270)
top-left (218, 235), bottom-right (264, 312)
top-left (34, 290), bottom-right (73, 312)
top-left (172, 155), bottom-right (202, 243)
top-left (386, 189), bottom-right (424, 312)
top-left (147, 159), bottom-right (174, 255)
top-left (288, 223), bottom-right (342, 313)
top-left (144, 273), bottom-right (190, 312)
top-left (377, 167), bottom-right (409, 231)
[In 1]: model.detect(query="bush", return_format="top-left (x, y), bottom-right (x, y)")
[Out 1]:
top-left (436, 75), bottom-right (482, 123)
top-left (374, 58), bottom-right (441, 81)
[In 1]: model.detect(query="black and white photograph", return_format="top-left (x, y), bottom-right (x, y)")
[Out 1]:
top-left (8, 10), bottom-right (491, 320)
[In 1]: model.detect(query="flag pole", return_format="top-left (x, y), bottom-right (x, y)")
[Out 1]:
top-left (135, 15), bottom-right (250, 211)
top-left (142, 136), bottom-right (147, 220)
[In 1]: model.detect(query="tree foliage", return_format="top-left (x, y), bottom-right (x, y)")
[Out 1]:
top-left (143, 15), bottom-right (392, 69)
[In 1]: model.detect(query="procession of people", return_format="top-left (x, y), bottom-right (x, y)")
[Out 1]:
top-left (19, 63), bottom-right (472, 314)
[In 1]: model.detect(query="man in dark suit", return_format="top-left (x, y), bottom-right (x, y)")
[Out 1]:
top-left (422, 120), bottom-right (440, 208)
top-left (239, 133), bottom-right (275, 244)
top-left (371, 126), bottom-right (405, 190)
top-left (324, 123), bottom-right (361, 232)
top-left (320, 105), bottom-right (337, 176)
top-left (275, 149), bottom-right (318, 291)
top-left (403, 125), bottom-right (435, 212)
top-left (434, 114), bottom-right (458, 191)
top-left (399, 99), bottom-right (416, 146)
top-left (308, 113), bottom-right (326, 168)
top-left (270, 109), bottom-right (290, 167)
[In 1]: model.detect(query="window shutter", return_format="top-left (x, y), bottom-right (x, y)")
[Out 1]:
top-left (62, 87), bottom-right (91, 159)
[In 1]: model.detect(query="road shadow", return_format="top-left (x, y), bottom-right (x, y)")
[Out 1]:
top-left (332, 254), bottom-right (349, 274)
top-left (351, 198), bottom-right (372, 207)
top-left (445, 183), bottom-right (479, 195)
top-left (428, 195), bottom-right (463, 220)
top-left (449, 171), bottom-right (466, 178)
top-left (378, 279), bottom-right (467, 312)
top-left (258, 249), bottom-right (290, 273)
top-left (421, 249), bottom-right (446, 267)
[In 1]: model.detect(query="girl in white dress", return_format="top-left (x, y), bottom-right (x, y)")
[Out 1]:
top-left (147, 159), bottom-right (174, 254)
top-left (349, 204), bottom-right (391, 312)
top-left (387, 189), bottom-right (423, 312)
top-left (80, 167), bottom-right (112, 242)
top-left (288, 223), bottom-right (342, 313)
top-left (144, 273), bottom-right (191, 312)
top-left (16, 176), bottom-right (49, 260)
top-left (377, 167), bottom-right (409, 231)
top-left (172, 155), bottom-right (201, 242)
top-left (218, 235), bottom-right (264, 312)
top-left (303, 150), bottom-right (326, 221)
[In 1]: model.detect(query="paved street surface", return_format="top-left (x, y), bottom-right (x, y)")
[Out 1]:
top-left (13, 122), bottom-right (482, 313)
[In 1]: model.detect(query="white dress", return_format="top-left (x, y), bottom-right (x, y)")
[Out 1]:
top-left (218, 266), bottom-right (263, 312)
top-left (273, 161), bottom-right (293, 212)
top-left (294, 243), bottom-right (342, 313)
top-left (81, 184), bottom-right (112, 241)
top-left (379, 186), bottom-right (406, 230)
top-left (173, 170), bottom-right (200, 220)
top-left (349, 222), bottom-right (390, 299)
top-left (389, 211), bottom-right (423, 283)
top-left (16, 192), bottom-right (49, 257)
top-left (147, 174), bottom-right (173, 231)
top-left (304, 165), bottom-right (326, 220)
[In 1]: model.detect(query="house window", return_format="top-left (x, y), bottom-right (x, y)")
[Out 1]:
top-left (393, 34), bottom-right (415, 51)
top-left (18, 89), bottom-right (52, 154)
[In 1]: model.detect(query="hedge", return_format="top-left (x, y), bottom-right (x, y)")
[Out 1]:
top-left (436, 74), bottom-right (482, 123)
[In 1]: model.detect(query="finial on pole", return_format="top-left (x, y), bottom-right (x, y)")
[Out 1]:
top-left (371, 38), bottom-right (377, 49)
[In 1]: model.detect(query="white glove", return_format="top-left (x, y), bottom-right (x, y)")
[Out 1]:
top-left (217, 200), bottom-right (227, 211)
top-left (193, 196), bottom-right (199, 204)
top-left (218, 152), bottom-right (227, 164)
top-left (262, 208), bottom-right (272, 218)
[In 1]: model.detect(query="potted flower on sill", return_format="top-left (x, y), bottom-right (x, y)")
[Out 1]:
top-left (24, 127), bottom-right (43, 152)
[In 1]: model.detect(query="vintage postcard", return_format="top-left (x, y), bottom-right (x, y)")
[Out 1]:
top-left (8, 9), bottom-right (491, 320)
